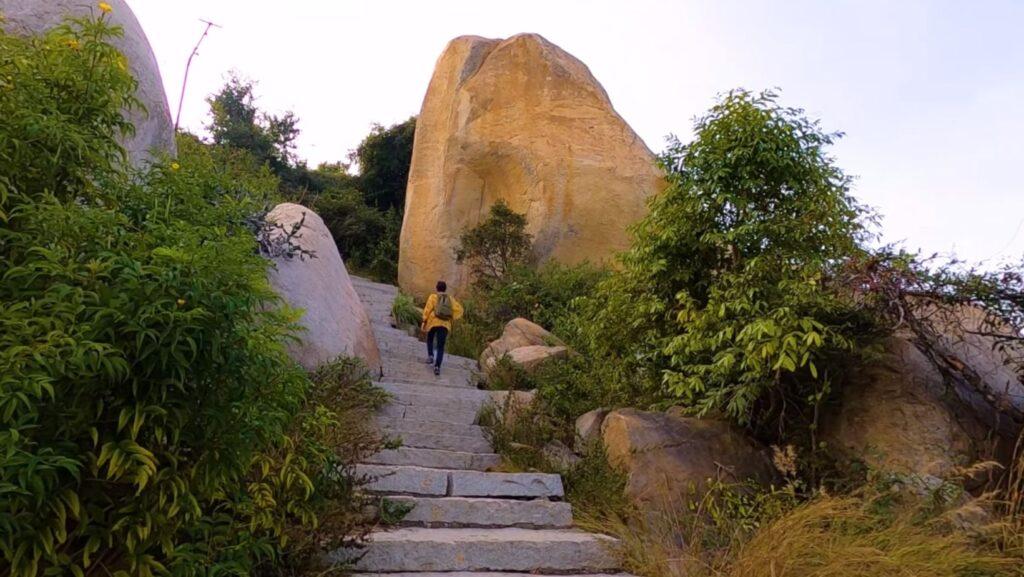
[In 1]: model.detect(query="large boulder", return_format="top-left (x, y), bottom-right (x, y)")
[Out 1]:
top-left (480, 318), bottom-right (564, 367)
top-left (823, 331), bottom-right (1021, 482)
top-left (398, 33), bottom-right (664, 296)
top-left (265, 203), bottom-right (381, 372)
top-left (480, 318), bottom-right (566, 376)
top-left (602, 409), bottom-right (777, 509)
top-left (0, 0), bottom-right (176, 165)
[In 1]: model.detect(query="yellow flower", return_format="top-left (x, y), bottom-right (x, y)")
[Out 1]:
top-left (170, 162), bottom-right (180, 171)
top-left (176, 298), bottom-right (186, 306)
top-left (98, 2), bottom-right (112, 13)
top-left (66, 39), bottom-right (80, 50)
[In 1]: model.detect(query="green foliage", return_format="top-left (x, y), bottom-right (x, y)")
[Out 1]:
top-left (206, 74), bottom-right (299, 179)
top-left (353, 117), bottom-right (416, 211)
top-left (0, 18), bottom-right (380, 576)
top-left (310, 187), bottom-right (401, 281)
top-left (390, 293), bottom-right (422, 329)
top-left (584, 89), bottom-right (877, 433)
top-left (0, 13), bottom-right (137, 205)
top-left (456, 201), bottom-right (533, 288)
top-left (562, 444), bottom-right (632, 522)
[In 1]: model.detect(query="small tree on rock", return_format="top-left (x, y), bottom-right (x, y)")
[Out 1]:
top-left (456, 201), bottom-right (533, 288)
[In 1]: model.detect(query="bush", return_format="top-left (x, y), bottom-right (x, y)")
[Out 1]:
top-left (390, 293), bottom-right (422, 329)
top-left (0, 17), bottom-right (378, 576)
top-left (311, 187), bottom-right (401, 281)
top-left (456, 201), bottom-right (533, 288)
top-left (584, 89), bottom-right (878, 435)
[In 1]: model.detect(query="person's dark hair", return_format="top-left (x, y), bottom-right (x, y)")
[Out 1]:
top-left (436, 280), bottom-right (447, 293)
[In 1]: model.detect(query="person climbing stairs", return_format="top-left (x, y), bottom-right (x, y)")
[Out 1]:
top-left (336, 276), bottom-right (634, 575)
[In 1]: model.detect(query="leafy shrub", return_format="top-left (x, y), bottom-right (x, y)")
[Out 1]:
top-left (390, 293), bottom-right (422, 329)
top-left (456, 201), bottom-right (533, 288)
top-left (353, 117), bottom-right (416, 211)
top-left (311, 187), bottom-right (401, 281)
top-left (0, 16), bottom-right (377, 576)
top-left (583, 89), bottom-right (878, 434)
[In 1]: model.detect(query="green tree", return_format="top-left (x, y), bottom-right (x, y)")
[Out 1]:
top-left (353, 117), bottom-right (416, 210)
top-left (206, 74), bottom-right (299, 177)
top-left (456, 201), bottom-right (533, 288)
top-left (586, 89), bottom-right (875, 433)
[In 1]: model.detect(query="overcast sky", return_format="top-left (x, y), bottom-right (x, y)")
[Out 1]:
top-left (129, 0), bottom-right (1024, 265)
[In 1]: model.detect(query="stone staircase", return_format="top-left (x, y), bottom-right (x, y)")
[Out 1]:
top-left (339, 276), bottom-right (628, 575)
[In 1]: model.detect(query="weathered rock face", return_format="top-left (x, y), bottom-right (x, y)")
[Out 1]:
top-left (0, 0), bottom-right (176, 165)
top-left (575, 408), bottom-right (609, 451)
top-left (480, 318), bottom-right (565, 371)
top-left (398, 33), bottom-right (664, 296)
top-left (602, 409), bottom-right (776, 509)
top-left (823, 334), bottom-right (1017, 482)
top-left (265, 203), bottom-right (381, 371)
top-left (504, 345), bottom-right (569, 374)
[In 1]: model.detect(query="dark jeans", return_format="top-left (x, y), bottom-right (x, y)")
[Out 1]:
top-left (426, 326), bottom-right (449, 368)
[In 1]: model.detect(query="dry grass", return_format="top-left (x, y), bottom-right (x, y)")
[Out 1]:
top-left (727, 495), bottom-right (1016, 577)
top-left (582, 481), bottom-right (1022, 577)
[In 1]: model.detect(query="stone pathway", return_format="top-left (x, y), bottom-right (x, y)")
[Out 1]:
top-left (339, 276), bottom-right (630, 575)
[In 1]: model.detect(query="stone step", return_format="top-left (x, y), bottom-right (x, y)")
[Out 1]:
top-left (329, 527), bottom-right (619, 572)
top-left (378, 381), bottom-right (490, 407)
top-left (379, 402), bottom-right (480, 425)
top-left (386, 496), bottom-right (573, 528)
top-left (384, 356), bottom-right (479, 377)
top-left (381, 374), bottom-right (479, 390)
top-left (365, 447), bottom-right (501, 470)
top-left (356, 465), bottom-right (563, 498)
top-left (450, 470), bottom-right (564, 498)
top-left (350, 277), bottom-right (400, 292)
top-left (357, 464), bottom-right (449, 496)
top-left (374, 416), bottom-right (486, 440)
top-left (383, 352), bottom-right (478, 371)
top-left (383, 369), bottom-right (476, 388)
top-left (352, 285), bottom-right (400, 298)
top-left (385, 428), bottom-right (492, 453)
top-left (354, 573), bottom-right (632, 577)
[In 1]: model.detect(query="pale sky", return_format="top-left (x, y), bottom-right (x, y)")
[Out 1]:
top-left (129, 0), bottom-right (1024, 265)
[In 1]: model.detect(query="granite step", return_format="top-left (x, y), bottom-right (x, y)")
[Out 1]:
top-left (373, 416), bottom-right (487, 441)
top-left (385, 496), bottom-right (573, 528)
top-left (378, 402), bottom-right (480, 425)
top-left (383, 352), bottom-right (478, 372)
top-left (449, 470), bottom-right (565, 498)
top-left (378, 381), bottom-right (490, 407)
top-left (385, 428), bottom-right (492, 453)
top-left (365, 447), bottom-right (501, 471)
top-left (329, 527), bottom-right (619, 572)
top-left (356, 465), bottom-right (564, 498)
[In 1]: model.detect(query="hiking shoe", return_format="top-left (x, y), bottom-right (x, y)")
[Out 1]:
top-left (433, 366), bottom-right (440, 376)
top-left (425, 356), bottom-right (434, 365)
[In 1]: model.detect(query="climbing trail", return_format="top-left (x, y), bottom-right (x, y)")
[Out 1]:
top-left (337, 276), bottom-right (631, 575)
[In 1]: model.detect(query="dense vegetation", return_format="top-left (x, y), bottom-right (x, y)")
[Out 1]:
top-left (0, 16), bottom-right (385, 576)
top-left (454, 91), bottom-right (1024, 576)
top-left (204, 76), bottom-right (415, 281)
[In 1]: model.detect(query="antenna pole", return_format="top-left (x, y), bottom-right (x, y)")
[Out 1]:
top-left (174, 19), bottom-right (221, 133)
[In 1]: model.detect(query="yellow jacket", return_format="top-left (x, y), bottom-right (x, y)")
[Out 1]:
top-left (422, 292), bottom-right (464, 332)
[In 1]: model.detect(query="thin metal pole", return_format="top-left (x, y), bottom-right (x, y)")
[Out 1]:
top-left (174, 19), bottom-right (221, 133)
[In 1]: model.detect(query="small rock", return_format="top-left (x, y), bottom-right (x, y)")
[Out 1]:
top-left (543, 440), bottom-right (581, 472)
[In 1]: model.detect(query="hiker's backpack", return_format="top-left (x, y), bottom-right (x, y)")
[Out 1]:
top-left (435, 293), bottom-right (453, 321)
